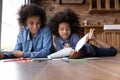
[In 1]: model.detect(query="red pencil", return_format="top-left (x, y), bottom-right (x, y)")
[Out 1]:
top-left (4, 58), bottom-right (32, 62)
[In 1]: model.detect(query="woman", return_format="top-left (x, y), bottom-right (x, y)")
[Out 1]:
top-left (0, 4), bottom-right (52, 59)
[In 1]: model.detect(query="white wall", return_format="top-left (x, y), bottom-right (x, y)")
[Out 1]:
top-left (0, 0), bottom-right (2, 49)
top-left (1, 0), bottom-right (24, 50)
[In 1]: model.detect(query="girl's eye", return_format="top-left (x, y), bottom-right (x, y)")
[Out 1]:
top-left (66, 28), bottom-right (71, 30)
top-left (59, 29), bottom-right (64, 31)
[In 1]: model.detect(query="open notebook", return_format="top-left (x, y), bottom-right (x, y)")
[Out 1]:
top-left (47, 34), bottom-right (89, 59)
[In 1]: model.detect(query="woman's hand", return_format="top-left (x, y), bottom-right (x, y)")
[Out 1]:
top-left (0, 53), bottom-right (5, 59)
top-left (13, 50), bottom-right (24, 58)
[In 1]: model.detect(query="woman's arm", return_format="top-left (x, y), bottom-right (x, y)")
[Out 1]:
top-left (13, 26), bottom-right (52, 58)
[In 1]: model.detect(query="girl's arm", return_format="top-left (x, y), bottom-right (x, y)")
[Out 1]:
top-left (52, 35), bottom-right (56, 48)
top-left (88, 28), bottom-right (111, 48)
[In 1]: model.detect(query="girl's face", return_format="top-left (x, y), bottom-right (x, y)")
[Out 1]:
top-left (58, 22), bottom-right (71, 41)
top-left (26, 16), bottom-right (41, 36)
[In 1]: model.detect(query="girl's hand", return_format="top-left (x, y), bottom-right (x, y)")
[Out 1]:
top-left (69, 50), bottom-right (80, 59)
top-left (88, 28), bottom-right (96, 40)
top-left (52, 35), bottom-right (56, 48)
top-left (64, 43), bottom-right (71, 48)
top-left (0, 53), bottom-right (5, 59)
top-left (13, 50), bottom-right (24, 58)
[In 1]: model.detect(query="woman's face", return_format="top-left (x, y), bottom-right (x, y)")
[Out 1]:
top-left (26, 16), bottom-right (41, 36)
top-left (58, 22), bottom-right (71, 41)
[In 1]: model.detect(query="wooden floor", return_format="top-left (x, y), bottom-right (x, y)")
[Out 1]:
top-left (0, 54), bottom-right (120, 80)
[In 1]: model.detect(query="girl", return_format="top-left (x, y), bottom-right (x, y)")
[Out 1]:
top-left (49, 8), bottom-right (117, 59)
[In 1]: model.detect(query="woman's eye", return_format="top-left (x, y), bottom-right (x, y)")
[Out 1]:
top-left (29, 22), bottom-right (33, 25)
top-left (36, 23), bottom-right (40, 25)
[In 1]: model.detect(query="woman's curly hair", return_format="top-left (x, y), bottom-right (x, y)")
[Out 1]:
top-left (17, 4), bottom-right (46, 28)
top-left (48, 8), bottom-right (82, 36)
